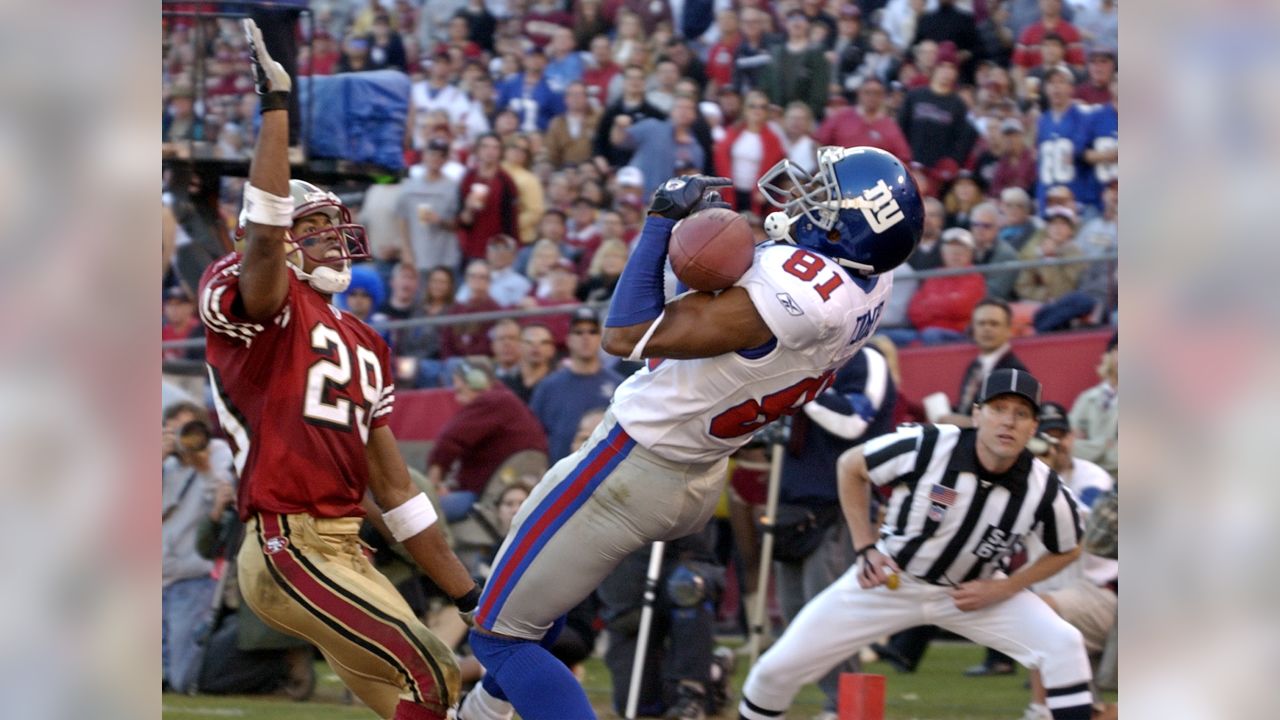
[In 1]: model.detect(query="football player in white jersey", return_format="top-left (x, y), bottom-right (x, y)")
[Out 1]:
top-left (462, 147), bottom-right (923, 720)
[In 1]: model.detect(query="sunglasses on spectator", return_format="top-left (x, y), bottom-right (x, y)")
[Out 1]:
top-left (970, 221), bottom-right (996, 228)
top-left (570, 327), bottom-right (600, 335)
top-left (747, 103), bottom-right (768, 109)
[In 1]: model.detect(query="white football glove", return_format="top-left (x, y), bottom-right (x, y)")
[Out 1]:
top-left (242, 19), bottom-right (291, 109)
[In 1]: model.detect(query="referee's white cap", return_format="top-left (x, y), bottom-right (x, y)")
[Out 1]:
top-left (977, 368), bottom-right (1042, 411)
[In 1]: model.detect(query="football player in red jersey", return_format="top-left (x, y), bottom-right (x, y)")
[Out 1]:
top-left (197, 20), bottom-right (479, 720)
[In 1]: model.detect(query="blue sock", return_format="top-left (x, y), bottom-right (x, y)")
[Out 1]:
top-left (470, 629), bottom-right (595, 720)
top-left (605, 216), bottom-right (676, 327)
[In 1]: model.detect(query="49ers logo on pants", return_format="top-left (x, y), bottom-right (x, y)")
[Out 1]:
top-left (264, 536), bottom-right (290, 555)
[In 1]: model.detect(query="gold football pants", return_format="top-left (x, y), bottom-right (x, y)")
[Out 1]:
top-left (238, 513), bottom-right (460, 719)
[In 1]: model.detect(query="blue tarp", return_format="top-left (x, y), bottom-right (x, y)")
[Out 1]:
top-left (296, 70), bottom-right (410, 171)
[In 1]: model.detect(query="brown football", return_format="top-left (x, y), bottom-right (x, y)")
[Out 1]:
top-left (668, 207), bottom-right (756, 292)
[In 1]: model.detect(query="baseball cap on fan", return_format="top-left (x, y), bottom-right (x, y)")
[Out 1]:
top-left (570, 306), bottom-right (600, 329)
top-left (976, 368), bottom-right (1042, 412)
top-left (1037, 401), bottom-right (1071, 433)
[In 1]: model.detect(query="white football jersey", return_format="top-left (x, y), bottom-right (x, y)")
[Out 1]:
top-left (611, 243), bottom-right (893, 463)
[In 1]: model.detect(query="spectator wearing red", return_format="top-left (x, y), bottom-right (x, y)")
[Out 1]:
top-left (427, 360), bottom-right (548, 522)
top-left (989, 117), bottom-right (1037, 198)
top-left (522, 0), bottom-right (574, 47)
top-left (907, 228), bottom-right (988, 344)
top-left (814, 76), bottom-right (913, 164)
top-left (162, 286), bottom-right (204, 361)
top-left (441, 260), bottom-right (504, 359)
top-left (456, 133), bottom-right (520, 261)
top-left (564, 198), bottom-right (602, 264)
top-left (1075, 49), bottom-right (1116, 105)
top-left (713, 90), bottom-right (787, 214)
top-left (1013, 0), bottom-right (1086, 69)
top-left (581, 35), bottom-right (621, 108)
top-left (308, 31), bottom-right (341, 75)
top-left (705, 9), bottom-right (742, 89)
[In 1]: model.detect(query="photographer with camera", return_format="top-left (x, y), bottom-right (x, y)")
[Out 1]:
top-left (162, 401), bottom-right (234, 694)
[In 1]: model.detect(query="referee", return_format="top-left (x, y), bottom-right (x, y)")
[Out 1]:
top-left (740, 369), bottom-right (1095, 720)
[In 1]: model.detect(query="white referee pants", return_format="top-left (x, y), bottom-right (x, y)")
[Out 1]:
top-left (742, 570), bottom-right (1092, 716)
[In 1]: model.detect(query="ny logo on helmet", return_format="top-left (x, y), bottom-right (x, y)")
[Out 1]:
top-left (860, 180), bottom-right (904, 233)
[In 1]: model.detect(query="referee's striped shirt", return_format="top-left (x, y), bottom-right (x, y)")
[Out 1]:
top-left (862, 424), bottom-right (1082, 586)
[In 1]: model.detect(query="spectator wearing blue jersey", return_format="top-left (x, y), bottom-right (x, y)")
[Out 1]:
top-left (529, 307), bottom-right (623, 463)
top-left (544, 27), bottom-right (585, 93)
top-left (774, 344), bottom-right (898, 715)
top-left (496, 46), bottom-right (565, 132)
top-left (1082, 74), bottom-right (1118, 204)
top-left (1035, 64), bottom-right (1095, 212)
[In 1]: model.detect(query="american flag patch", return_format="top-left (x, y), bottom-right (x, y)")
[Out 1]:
top-left (929, 484), bottom-right (957, 506)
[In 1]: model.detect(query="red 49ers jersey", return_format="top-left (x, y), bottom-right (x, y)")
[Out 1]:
top-left (198, 254), bottom-right (395, 520)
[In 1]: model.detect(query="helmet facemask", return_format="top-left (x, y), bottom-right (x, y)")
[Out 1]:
top-left (286, 205), bottom-right (369, 294)
top-left (757, 146), bottom-right (917, 275)
top-left (235, 180), bottom-right (371, 295)
top-left (758, 147), bottom-right (878, 233)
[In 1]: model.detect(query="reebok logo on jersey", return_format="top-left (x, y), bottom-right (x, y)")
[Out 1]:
top-left (776, 293), bottom-right (804, 316)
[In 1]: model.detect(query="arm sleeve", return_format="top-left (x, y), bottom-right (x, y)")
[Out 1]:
top-left (370, 339), bottom-right (397, 429)
top-left (1034, 474), bottom-right (1084, 554)
top-left (197, 257), bottom-right (277, 345)
top-left (862, 425), bottom-right (927, 487)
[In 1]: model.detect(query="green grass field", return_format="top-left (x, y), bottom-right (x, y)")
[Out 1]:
top-left (162, 641), bottom-right (1117, 719)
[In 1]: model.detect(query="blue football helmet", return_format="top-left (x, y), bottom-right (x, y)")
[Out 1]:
top-left (758, 146), bottom-right (923, 275)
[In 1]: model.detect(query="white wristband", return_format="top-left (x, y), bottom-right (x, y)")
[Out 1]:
top-left (382, 492), bottom-right (438, 542)
top-left (243, 183), bottom-right (295, 227)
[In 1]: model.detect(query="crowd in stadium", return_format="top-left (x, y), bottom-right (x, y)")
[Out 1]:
top-left (162, 0), bottom-right (1118, 717)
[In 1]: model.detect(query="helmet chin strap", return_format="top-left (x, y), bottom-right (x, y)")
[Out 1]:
top-left (764, 211), bottom-right (798, 241)
top-left (289, 261), bottom-right (352, 294)
top-left (307, 264), bottom-right (352, 294)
